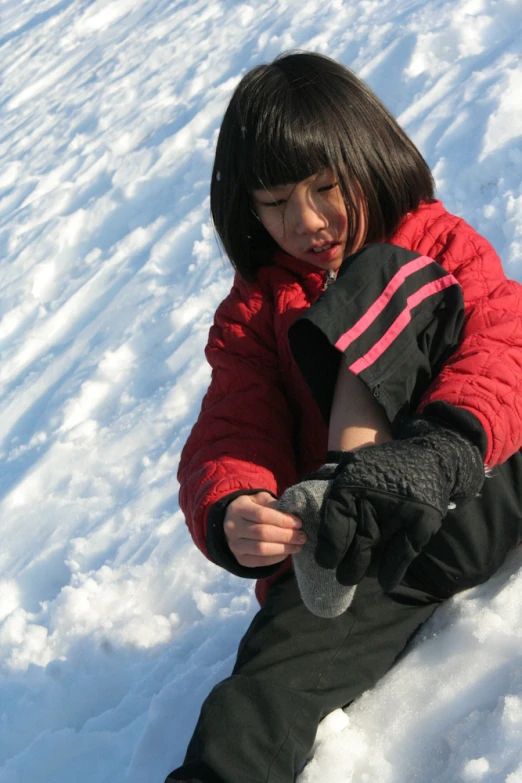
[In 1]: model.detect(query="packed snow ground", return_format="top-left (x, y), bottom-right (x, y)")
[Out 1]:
top-left (1, 0), bottom-right (522, 780)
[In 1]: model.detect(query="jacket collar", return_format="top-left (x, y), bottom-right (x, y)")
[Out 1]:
top-left (272, 249), bottom-right (329, 282)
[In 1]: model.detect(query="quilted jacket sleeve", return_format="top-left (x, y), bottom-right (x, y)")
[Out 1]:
top-left (413, 215), bottom-right (522, 466)
top-left (177, 275), bottom-right (299, 572)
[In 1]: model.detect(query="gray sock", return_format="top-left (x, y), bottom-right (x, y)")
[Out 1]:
top-left (277, 470), bottom-right (356, 618)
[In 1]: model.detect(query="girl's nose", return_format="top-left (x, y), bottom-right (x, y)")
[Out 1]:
top-left (292, 199), bottom-right (327, 234)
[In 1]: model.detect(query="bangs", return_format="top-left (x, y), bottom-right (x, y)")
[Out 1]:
top-left (238, 67), bottom-right (345, 192)
top-left (242, 103), bottom-right (334, 191)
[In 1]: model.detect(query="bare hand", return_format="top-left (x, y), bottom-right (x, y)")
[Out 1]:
top-left (224, 492), bottom-right (307, 568)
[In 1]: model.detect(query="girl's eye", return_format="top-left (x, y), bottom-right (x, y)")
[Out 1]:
top-left (318, 181), bottom-right (339, 193)
top-left (261, 198), bottom-right (286, 207)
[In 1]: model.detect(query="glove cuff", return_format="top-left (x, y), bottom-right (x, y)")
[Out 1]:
top-left (418, 401), bottom-right (488, 459)
top-left (399, 415), bottom-right (485, 504)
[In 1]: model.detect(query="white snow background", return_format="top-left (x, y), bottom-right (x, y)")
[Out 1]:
top-left (1, 0), bottom-right (522, 781)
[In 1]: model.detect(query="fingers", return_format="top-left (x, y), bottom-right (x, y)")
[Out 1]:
top-left (229, 493), bottom-right (302, 528)
top-left (229, 552), bottom-right (302, 569)
top-left (231, 539), bottom-right (306, 560)
top-left (225, 518), bottom-right (306, 546)
top-left (336, 535), bottom-right (374, 585)
top-left (377, 505), bottom-right (442, 591)
top-left (336, 499), bottom-right (380, 585)
top-left (378, 532), bottom-right (419, 592)
top-left (227, 534), bottom-right (305, 567)
top-left (224, 492), bottom-right (307, 567)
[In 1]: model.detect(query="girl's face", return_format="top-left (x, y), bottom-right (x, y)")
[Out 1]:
top-left (251, 170), bottom-right (362, 271)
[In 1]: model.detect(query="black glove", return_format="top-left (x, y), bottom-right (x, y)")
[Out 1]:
top-left (316, 416), bottom-right (485, 591)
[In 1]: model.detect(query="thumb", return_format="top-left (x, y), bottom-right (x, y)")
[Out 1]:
top-left (316, 491), bottom-right (358, 569)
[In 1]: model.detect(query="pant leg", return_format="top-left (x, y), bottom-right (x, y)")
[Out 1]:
top-left (166, 452), bottom-right (522, 783)
top-left (405, 451), bottom-right (522, 598)
top-left (288, 242), bottom-right (465, 430)
top-left (166, 571), bottom-right (439, 783)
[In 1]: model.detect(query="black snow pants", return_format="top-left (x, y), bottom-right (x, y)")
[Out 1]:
top-left (166, 245), bottom-right (522, 783)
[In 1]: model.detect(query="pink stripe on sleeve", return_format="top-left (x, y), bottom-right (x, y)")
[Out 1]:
top-left (335, 255), bottom-right (435, 353)
top-left (348, 275), bottom-right (459, 375)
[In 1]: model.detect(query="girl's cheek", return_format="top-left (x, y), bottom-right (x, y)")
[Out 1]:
top-left (260, 214), bottom-right (281, 241)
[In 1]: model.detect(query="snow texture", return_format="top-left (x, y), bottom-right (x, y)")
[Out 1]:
top-left (0, 0), bottom-right (522, 781)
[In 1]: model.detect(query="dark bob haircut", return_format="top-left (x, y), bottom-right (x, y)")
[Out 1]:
top-left (211, 51), bottom-right (434, 282)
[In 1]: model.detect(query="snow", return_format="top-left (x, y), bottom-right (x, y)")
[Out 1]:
top-left (0, 0), bottom-right (522, 780)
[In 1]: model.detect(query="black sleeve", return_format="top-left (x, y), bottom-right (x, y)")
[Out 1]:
top-left (205, 489), bottom-right (283, 579)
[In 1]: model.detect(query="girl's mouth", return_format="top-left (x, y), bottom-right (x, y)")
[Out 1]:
top-left (312, 243), bottom-right (333, 253)
top-left (308, 242), bottom-right (341, 263)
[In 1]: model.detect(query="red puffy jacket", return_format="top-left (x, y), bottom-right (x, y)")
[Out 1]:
top-left (178, 200), bottom-right (522, 603)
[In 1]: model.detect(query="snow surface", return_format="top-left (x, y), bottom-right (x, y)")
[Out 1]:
top-left (1, 0), bottom-right (522, 780)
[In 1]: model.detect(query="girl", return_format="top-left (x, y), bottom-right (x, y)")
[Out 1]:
top-left (166, 52), bottom-right (522, 782)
